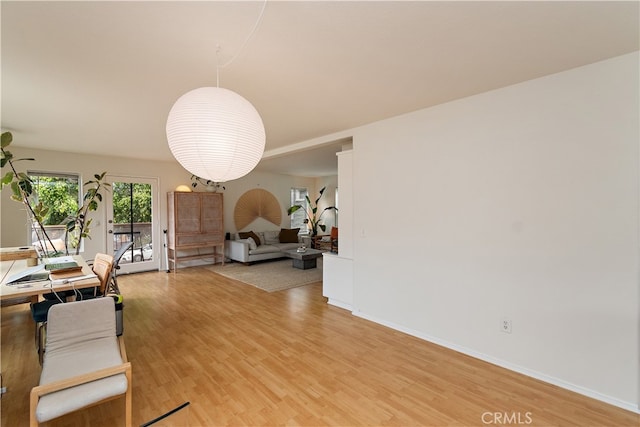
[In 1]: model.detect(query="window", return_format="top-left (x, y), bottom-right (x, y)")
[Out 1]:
top-left (28, 171), bottom-right (81, 251)
top-left (290, 187), bottom-right (309, 234)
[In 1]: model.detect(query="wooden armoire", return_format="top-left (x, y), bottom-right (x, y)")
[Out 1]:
top-left (166, 191), bottom-right (224, 271)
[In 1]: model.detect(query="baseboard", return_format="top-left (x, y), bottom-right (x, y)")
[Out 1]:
top-left (326, 299), bottom-right (352, 311)
top-left (352, 310), bottom-right (639, 415)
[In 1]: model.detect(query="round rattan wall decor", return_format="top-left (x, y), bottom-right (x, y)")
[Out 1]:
top-left (234, 188), bottom-right (282, 230)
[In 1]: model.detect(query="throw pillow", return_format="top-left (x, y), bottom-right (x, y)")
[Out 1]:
top-left (246, 237), bottom-right (257, 251)
top-left (279, 228), bottom-right (300, 243)
top-left (239, 231), bottom-right (261, 246)
top-left (263, 230), bottom-right (280, 245)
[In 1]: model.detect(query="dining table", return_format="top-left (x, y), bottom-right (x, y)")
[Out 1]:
top-left (0, 254), bottom-right (100, 302)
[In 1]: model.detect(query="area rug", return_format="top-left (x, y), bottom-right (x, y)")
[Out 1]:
top-left (205, 258), bottom-right (322, 292)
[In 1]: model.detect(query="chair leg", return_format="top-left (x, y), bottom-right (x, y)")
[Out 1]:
top-left (34, 322), bottom-right (39, 348)
top-left (37, 323), bottom-right (46, 365)
top-left (109, 276), bottom-right (120, 295)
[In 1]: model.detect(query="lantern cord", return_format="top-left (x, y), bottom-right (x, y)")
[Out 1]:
top-left (217, 0), bottom-right (268, 78)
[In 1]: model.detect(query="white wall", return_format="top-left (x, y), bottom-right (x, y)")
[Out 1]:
top-left (314, 175), bottom-right (338, 233)
top-left (336, 150), bottom-right (353, 259)
top-left (218, 171), bottom-right (317, 234)
top-left (350, 52), bottom-right (639, 410)
top-left (223, 173), bottom-right (337, 235)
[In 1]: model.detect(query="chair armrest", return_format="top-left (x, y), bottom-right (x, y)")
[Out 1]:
top-left (118, 335), bottom-right (128, 362)
top-left (31, 362), bottom-right (131, 399)
top-left (30, 362), bottom-right (132, 426)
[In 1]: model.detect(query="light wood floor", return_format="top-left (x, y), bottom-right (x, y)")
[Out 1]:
top-left (1, 267), bottom-right (638, 426)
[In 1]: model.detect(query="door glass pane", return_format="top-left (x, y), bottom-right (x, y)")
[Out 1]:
top-left (112, 182), bottom-right (153, 264)
top-left (27, 172), bottom-right (81, 253)
top-left (290, 187), bottom-right (309, 234)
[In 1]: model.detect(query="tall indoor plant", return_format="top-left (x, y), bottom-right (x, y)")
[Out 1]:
top-left (1, 131), bottom-right (58, 255)
top-left (287, 186), bottom-right (337, 237)
top-left (64, 172), bottom-right (110, 255)
top-left (1, 130), bottom-right (108, 256)
top-left (190, 175), bottom-right (225, 192)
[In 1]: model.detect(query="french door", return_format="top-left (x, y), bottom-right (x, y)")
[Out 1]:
top-left (105, 175), bottom-right (160, 274)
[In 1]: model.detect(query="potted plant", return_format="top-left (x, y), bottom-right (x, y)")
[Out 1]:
top-left (191, 175), bottom-right (225, 192)
top-left (64, 172), bottom-right (110, 255)
top-left (1, 131), bottom-right (58, 255)
top-left (1, 131), bottom-right (108, 256)
top-left (287, 186), bottom-right (337, 240)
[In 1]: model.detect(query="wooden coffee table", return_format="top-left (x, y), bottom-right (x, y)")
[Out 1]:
top-left (283, 248), bottom-right (323, 270)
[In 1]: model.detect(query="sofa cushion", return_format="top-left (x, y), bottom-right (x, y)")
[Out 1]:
top-left (249, 244), bottom-right (281, 255)
top-left (246, 237), bottom-right (257, 250)
top-left (279, 228), bottom-right (300, 243)
top-left (37, 335), bottom-right (127, 422)
top-left (239, 231), bottom-right (261, 246)
top-left (262, 230), bottom-right (280, 245)
top-left (273, 242), bottom-right (301, 251)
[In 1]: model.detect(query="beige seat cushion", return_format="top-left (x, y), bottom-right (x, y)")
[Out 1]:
top-left (36, 298), bottom-right (128, 423)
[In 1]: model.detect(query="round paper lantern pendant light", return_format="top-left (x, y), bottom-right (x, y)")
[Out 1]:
top-left (166, 86), bottom-right (265, 182)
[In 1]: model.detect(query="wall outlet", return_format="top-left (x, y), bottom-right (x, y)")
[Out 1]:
top-left (501, 318), bottom-right (512, 334)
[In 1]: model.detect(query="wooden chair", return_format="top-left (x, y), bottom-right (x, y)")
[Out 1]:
top-left (30, 297), bottom-right (132, 427)
top-left (79, 252), bottom-right (114, 299)
top-left (330, 226), bottom-right (338, 253)
top-left (32, 253), bottom-right (114, 365)
top-left (312, 235), bottom-right (332, 251)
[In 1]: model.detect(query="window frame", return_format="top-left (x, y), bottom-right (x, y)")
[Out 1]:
top-left (290, 187), bottom-right (309, 234)
top-left (27, 170), bottom-right (83, 252)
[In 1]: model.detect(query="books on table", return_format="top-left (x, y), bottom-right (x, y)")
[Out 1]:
top-left (43, 256), bottom-right (83, 279)
top-left (4, 256), bottom-right (85, 284)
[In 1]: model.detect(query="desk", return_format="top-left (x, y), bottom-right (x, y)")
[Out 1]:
top-left (0, 255), bottom-right (99, 302)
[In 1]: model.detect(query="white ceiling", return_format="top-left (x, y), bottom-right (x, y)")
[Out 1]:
top-left (2, 1), bottom-right (638, 177)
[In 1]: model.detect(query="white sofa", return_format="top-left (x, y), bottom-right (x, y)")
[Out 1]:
top-left (226, 229), bottom-right (310, 264)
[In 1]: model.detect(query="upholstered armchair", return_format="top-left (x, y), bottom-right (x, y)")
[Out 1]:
top-left (30, 297), bottom-right (132, 426)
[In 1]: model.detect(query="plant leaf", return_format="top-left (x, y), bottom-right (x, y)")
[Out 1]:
top-left (1, 171), bottom-right (14, 187)
top-left (18, 178), bottom-right (32, 195)
top-left (1, 151), bottom-right (13, 167)
top-left (1, 132), bottom-right (12, 148)
top-left (315, 187), bottom-right (326, 205)
top-left (287, 205), bottom-right (302, 215)
top-left (10, 181), bottom-right (20, 197)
